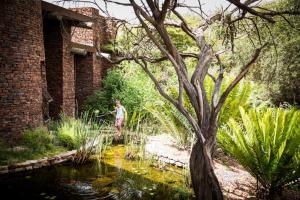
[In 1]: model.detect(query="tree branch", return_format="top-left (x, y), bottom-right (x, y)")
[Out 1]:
top-left (214, 43), bottom-right (267, 115)
top-left (136, 58), bottom-right (206, 143)
top-left (226, 0), bottom-right (275, 23)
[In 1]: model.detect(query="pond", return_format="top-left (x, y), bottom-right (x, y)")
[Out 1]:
top-left (0, 145), bottom-right (194, 200)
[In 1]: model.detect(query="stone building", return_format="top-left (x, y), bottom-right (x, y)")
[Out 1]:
top-left (0, 0), bottom-right (115, 143)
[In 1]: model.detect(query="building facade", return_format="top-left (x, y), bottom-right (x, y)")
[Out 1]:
top-left (0, 0), bottom-right (114, 143)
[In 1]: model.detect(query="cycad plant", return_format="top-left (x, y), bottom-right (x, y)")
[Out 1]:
top-left (218, 107), bottom-right (300, 199)
top-left (203, 73), bottom-right (253, 126)
top-left (145, 101), bottom-right (194, 149)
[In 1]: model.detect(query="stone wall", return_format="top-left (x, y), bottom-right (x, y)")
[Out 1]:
top-left (75, 53), bottom-right (102, 113)
top-left (71, 7), bottom-right (117, 49)
top-left (0, 150), bottom-right (76, 174)
top-left (0, 0), bottom-right (45, 143)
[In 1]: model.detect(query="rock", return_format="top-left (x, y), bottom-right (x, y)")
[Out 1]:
top-left (169, 159), bottom-right (175, 164)
top-left (175, 161), bottom-right (184, 168)
top-left (33, 163), bottom-right (42, 169)
top-left (60, 150), bottom-right (76, 158)
top-left (26, 160), bottom-right (38, 165)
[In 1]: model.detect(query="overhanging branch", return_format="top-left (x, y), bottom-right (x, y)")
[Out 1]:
top-left (214, 43), bottom-right (268, 115)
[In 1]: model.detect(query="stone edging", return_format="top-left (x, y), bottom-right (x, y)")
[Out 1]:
top-left (145, 135), bottom-right (190, 168)
top-left (149, 154), bottom-right (188, 168)
top-left (0, 150), bottom-right (76, 175)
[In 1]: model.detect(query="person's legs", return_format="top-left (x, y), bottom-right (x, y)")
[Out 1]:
top-left (114, 118), bottom-right (123, 141)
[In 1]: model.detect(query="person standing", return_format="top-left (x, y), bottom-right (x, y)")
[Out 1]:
top-left (112, 100), bottom-right (127, 141)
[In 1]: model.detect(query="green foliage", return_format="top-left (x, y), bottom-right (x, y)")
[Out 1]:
top-left (145, 101), bottom-right (193, 149)
top-left (235, 0), bottom-right (300, 105)
top-left (84, 68), bottom-right (144, 122)
top-left (23, 127), bottom-right (54, 152)
top-left (55, 114), bottom-right (79, 150)
top-left (57, 132), bottom-right (76, 150)
top-left (216, 76), bottom-right (254, 125)
top-left (53, 112), bottom-right (111, 164)
top-left (145, 73), bottom-right (254, 149)
top-left (218, 107), bottom-right (300, 197)
top-left (0, 127), bottom-right (67, 165)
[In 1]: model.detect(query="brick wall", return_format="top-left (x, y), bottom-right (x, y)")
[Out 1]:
top-left (44, 20), bottom-right (75, 118)
top-left (71, 7), bottom-right (105, 113)
top-left (0, 0), bottom-right (44, 143)
top-left (71, 7), bottom-right (101, 48)
top-left (75, 54), bottom-right (93, 113)
top-left (71, 27), bottom-right (94, 46)
top-left (62, 22), bottom-right (75, 117)
top-left (43, 20), bottom-right (63, 119)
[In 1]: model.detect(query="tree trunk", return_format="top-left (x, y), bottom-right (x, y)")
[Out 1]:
top-left (190, 139), bottom-right (223, 200)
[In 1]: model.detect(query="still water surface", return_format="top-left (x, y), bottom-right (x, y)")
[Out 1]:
top-left (0, 145), bottom-right (194, 200)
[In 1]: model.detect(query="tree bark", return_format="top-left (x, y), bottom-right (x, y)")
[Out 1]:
top-left (190, 138), bottom-right (223, 200)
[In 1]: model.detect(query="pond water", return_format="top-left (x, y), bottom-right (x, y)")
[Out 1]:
top-left (0, 145), bottom-right (194, 200)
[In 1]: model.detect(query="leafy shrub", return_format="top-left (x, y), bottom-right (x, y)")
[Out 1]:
top-left (84, 69), bottom-right (144, 122)
top-left (57, 133), bottom-right (76, 150)
top-left (145, 101), bottom-right (193, 149)
top-left (22, 127), bottom-right (54, 152)
top-left (55, 112), bottom-right (108, 164)
top-left (218, 107), bottom-right (300, 199)
top-left (56, 115), bottom-right (78, 149)
top-left (234, 0), bottom-right (300, 105)
top-left (0, 127), bottom-right (67, 165)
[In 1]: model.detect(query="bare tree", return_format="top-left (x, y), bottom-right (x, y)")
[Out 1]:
top-left (61, 0), bottom-right (300, 199)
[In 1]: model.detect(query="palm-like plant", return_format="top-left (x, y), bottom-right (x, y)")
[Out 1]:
top-left (218, 107), bottom-right (300, 199)
top-left (145, 101), bottom-right (193, 149)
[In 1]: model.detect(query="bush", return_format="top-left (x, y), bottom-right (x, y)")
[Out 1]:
top-left (56, 115), bottom-right (78, 150)
top-left (22, 127), bottom-right (54, 152)
top-left (57, 133), bottom-right (76, 150)
top-left (234, 0), bottom-right (300, 105)
top-left (54, 112), bottom-right (108, 164)
top-left (218, 107), bottom-right (300, 199)
top-left (205, 73), bottom-right (254, 126)
top-left (84, 69), bottom-right (144, 122)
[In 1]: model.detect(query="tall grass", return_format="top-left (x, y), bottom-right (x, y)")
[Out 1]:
top-left (123, 114), bottom-right (156, 160)
top-left (218, 107), bottom-right (300, 199)
top-left (54, 112), bottom-right (112, 165)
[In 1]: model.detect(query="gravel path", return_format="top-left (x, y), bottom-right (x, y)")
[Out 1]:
top-left (145, 134), bottom-right (256, 200)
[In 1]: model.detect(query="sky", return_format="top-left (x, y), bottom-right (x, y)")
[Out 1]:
top-left (46, 0), bottom-right (230, 21)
